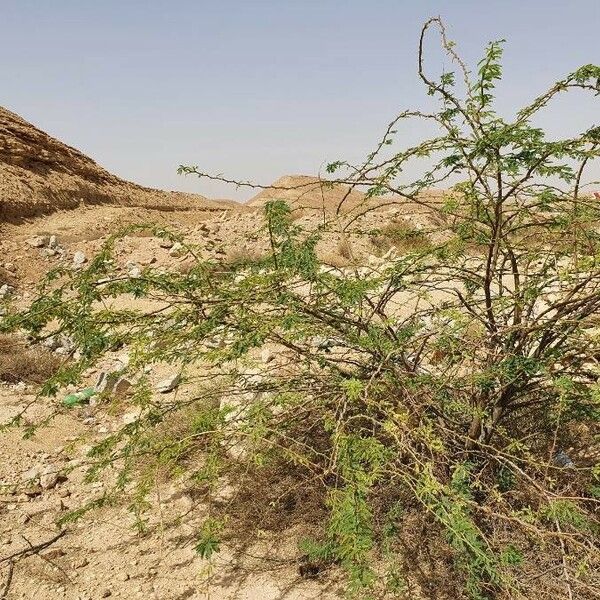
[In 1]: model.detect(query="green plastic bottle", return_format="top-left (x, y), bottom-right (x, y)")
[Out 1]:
top-left (62, 387), bottom-right (96, 407)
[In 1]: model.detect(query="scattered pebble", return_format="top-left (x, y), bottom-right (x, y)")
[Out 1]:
top-left (27, 235), bottom-right (48, 248)
top-left (0, 283), bottom-right (13, 299)
top-left (113, 377), bottom-right (133, 397)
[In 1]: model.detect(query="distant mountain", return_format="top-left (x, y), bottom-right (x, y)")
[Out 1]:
top-left (246, 175), bottom-right (369, 213)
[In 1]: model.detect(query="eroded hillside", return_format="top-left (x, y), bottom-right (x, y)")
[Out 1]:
top-left (0, 107), bottom-right (234, 222)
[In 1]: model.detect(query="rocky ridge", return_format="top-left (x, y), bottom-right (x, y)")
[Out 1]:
top-left (0, 106), bottom-right (233, 222)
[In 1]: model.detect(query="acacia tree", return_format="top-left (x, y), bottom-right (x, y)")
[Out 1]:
top-left (3, 18), bottom-right (600, 599)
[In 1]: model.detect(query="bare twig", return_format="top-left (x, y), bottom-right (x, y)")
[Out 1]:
top-left (0, 530), bottom-right (66, 565)
top-left (0, 560), bottom-right (14, 600)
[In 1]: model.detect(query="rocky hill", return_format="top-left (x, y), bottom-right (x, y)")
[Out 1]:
top-left (0, 107), bottom-right (231, 222)
top-left (246, 175), bottom-right (369, 212)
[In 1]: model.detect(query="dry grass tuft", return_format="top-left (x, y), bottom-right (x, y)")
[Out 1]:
top-left (225, 246), bottom-right (267, 266)
top-left (318, 251), bottom-right (352, 269)
top-left (317, 237), bottom-right (356, 268)
top-left (337, 237), bottom-right (353, 261)
top-left (370, 219), bottom-right (431, 254)
top-left (0, 334), bottom-right (63, 384)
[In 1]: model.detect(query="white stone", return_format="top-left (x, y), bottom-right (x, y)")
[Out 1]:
top-left (121, 412), bottom-right (139, 425)
top-left (40, 468), bottom-right (60, 490)
top-left (43, 336), bottom-right (62, 351)
top-left (55, 340), bottom-right (75, 356)
top-left (156, 373), bottom-right (181, 393)
top-left (73, 251), bottom-right (87, 267)
top-left (168, 242), bottom-right (186, 258)
top-left (115, 353), bottom-right (129, 367)
top-left (22, 466), bottom-right (42, 483)
top-left (94, 372), bottom-right (118, 394)
top-left (381, 247), bottom-right (398, 261)
top-left (261, 347), bottom-right (274, 363)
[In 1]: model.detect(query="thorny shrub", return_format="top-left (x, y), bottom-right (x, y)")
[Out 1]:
top-left (2, 18), bottom-right (600, 599)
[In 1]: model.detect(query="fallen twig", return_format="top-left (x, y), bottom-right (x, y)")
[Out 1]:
top-left (0, 560), bottom-right (14, 600)
top-left (0, 530), bottom-right (65, 565)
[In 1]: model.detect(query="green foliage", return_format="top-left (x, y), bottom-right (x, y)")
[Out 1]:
top-left (195, 517), bottom-right (223, 559)
top-left (539, 500), bottom-right (593, 532)
top-left (3, 17), bottom-right (600, 599)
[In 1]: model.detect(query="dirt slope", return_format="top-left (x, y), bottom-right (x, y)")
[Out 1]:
top-left (246, 175), bottom-right (369, 212)
top-left (0, 107), bottom-right (233, 222)
top-left (246, 175), bottom-right (449, 225)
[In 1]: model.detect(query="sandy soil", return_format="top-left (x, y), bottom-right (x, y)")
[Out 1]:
top-left (0, 107), bottom-right (447, 600)
top-left (0, 202), bottom-right (351, 600)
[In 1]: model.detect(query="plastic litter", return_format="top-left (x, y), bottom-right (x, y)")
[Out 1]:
top-left (553, 450), bottom-right (575, 469)
top-left (63, 387), bottom-right (96, 407)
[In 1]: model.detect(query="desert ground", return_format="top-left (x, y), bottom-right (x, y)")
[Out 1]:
top-left (1, 107), bottom-right (449, 600)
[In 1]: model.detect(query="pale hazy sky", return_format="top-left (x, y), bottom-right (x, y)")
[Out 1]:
top-left (1, 1), bottom-right (598, 200)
